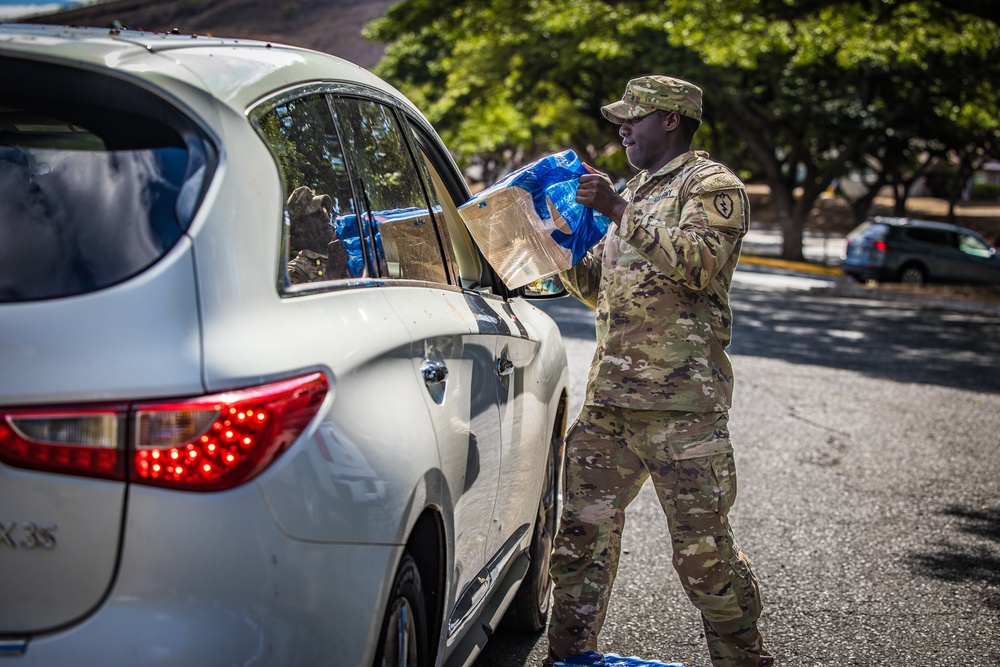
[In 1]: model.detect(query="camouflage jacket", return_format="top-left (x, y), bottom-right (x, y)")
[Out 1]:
top-left (560, 150), bottom-right (750, 413)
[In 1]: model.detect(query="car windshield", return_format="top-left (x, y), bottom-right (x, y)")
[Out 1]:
top-left (0, 94), bottom-right (212, 302)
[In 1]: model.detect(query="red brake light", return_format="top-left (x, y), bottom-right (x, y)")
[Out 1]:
top-left (872, 240), bottom-right (889, 252)
top-left (133, 373), bottom-right (327, 490)
top-left (0, 372), bottom-right (328, 491)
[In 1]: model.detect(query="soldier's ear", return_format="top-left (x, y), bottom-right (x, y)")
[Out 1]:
top-left (660, 110), bottom-right (681, 132)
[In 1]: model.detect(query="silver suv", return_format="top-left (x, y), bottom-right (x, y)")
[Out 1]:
top-left (0, 24), bottom-right (567, 667)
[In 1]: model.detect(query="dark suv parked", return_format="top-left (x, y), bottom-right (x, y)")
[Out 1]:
top-left (840, 216), bottom-right (1000, 285)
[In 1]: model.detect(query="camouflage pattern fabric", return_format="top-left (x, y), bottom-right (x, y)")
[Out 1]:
top-left (286, 242), bottom-right (352, 285)
top-left (547, 406), bottom-right (772, 666)
top-left (549, 150), bottom-right (771, 665)
top-left (285, 185), bottom-right (353, 284)
top-left (601, 75), bottom-right (703, 123)
top-left (286, 248), bottom-right (328, 284)
top-left (559, 150), bottom-right (750, 415)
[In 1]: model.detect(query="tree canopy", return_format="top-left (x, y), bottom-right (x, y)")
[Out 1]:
top-left (365, 0), bottom-right (1000, 260)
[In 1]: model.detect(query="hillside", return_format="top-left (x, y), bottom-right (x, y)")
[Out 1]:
top-left (20, 0), bottom-right (395, 69)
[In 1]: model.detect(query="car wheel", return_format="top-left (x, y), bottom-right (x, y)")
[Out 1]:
top-left (899, 263), bottom-right (927, 285)
top-left (503, 429), bottom-right (561, 633)
top-left (373, 553), bottom-right (427, 667)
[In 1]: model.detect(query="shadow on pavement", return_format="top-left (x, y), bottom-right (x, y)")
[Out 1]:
top-left (533, 296), bottom-right (596, 340)
top-left (729, 288), bottom-right (1000, 393)
top-left (535, 285), bottom-right (1000, 394)
top-left (906, 505), bottom-right (1000, 611)
top-left (473, 628), bottom-right (546, 667)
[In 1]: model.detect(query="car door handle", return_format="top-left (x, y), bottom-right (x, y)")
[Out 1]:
top-left (495, 356), bottom-right (514, 378)
top-left (420, 359), bottom-right (448, 384)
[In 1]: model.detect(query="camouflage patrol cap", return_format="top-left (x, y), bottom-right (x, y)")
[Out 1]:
top-left (287, 185), bottom-right (332, 219)
top-left (601, 75), bottom-right (703, 124)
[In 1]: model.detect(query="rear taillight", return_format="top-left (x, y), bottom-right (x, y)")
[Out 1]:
top-left (0, 373), bottom-right (327, 491)
top-left (0, 409), bottom-right (125, 481)
top-left (133, 373), bottom-right (327, 490)
top-left (871, 239), bottom-right (889, 253)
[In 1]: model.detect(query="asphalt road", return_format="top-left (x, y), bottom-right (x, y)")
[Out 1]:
top-left (476, 265), bottom-right (1000, 667)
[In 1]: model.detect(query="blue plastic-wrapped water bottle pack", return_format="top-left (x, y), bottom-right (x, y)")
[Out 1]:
top-left (555, 650), bottom-right (687, 667)
top-left (457, 150), bottom-right (610, 289)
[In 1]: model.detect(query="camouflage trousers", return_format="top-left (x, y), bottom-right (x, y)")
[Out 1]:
top-left (547, 405), bottom-right (773, 666)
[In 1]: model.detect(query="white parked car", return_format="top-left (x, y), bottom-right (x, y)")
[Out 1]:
top-left (0, 23), bottom-right (568, 667)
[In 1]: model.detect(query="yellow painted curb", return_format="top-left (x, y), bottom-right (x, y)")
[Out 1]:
top-left (740, 254), bottom-right (844, 277)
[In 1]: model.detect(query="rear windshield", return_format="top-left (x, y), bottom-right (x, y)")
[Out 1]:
top-left (847, 221), bottom-right (888, 241)
top-left (0, 59), bottom-right (216, 302)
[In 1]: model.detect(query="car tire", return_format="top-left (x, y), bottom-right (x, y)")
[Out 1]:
top-left (502, 429), bottom-right (561, 633)
top-left (899, 263), bottom-right (927, 285)
top-left (373, 553), bottom-right (427, 667)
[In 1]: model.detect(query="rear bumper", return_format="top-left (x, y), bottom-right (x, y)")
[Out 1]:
top-left (11, 484), bottom-right (398, 666)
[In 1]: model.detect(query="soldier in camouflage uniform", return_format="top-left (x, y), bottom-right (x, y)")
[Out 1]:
top-left (285, 185), bottom-right (352, 284)
top-left (545, 76), bottom-right (773, 666)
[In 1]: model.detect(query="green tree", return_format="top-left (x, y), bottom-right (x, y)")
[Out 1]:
top-left (367, 0), bottom-right (999, 260)
top-left (365, 1), bottom-right (730, 176)
top-left (667, 0), bottom-right (1000, 257)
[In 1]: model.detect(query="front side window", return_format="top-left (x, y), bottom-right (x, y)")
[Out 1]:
top-left (958, 232), bottom-right (993, 259)
top-left (412, 138), bottom-right (461, 286)
top-left (332, 98), bottom-right (450, 285)
top-left (0, 62), bottom-right (213, 302)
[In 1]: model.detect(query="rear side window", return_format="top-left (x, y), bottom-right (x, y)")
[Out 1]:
top-left (254, 95), bottom-right (366, 286)
top-left (254, 93), bottom-right (454, 289)
top-left (0, 58), bottom-right (215, 302)
top-left (904, 227), bottom-right (954, 247)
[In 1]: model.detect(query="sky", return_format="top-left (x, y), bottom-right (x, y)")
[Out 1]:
top-left (0, 0), bottom-right (109, 21)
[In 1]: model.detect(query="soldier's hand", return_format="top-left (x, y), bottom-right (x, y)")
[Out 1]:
top-left (578, 163), bottom-right (626, 224)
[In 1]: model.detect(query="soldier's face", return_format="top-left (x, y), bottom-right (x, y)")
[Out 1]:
top-left (620, 111), bottom-right (671, 172)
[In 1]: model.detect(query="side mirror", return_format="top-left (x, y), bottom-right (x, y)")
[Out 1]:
top-left (519, 275), bottom-right (567, 299)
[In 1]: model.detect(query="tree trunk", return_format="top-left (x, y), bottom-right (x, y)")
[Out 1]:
top-left (946, 158), bottom-right (976, 223)
top-left (770, 188), bottom-right (805, 261)
top-left (846, 173), bottom-right (887, 225)
top-left (780, 212), bottom-right (806, 261)
top-left (892, 180), bottom-right (909, 216)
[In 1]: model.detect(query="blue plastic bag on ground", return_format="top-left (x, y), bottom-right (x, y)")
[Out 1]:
top-left (556, 651), bottom-right (687, 667)
top-left (458, 150), bottom-right (610, 289)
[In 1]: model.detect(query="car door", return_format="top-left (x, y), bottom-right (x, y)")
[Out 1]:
top-left (955, 231), bottom-right (1000, 283)
top-left (405, 128), bottom-right (548, 634)
top-left (901, 227), bottom-right (958, 280)
top-left (487, 301), bottom-right (542, 557)
top-left (329, 95), bottom-right (507, 643)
